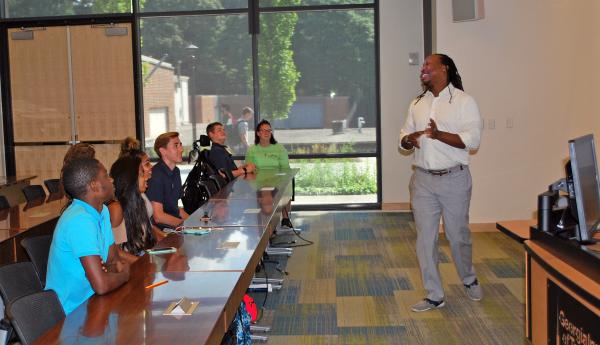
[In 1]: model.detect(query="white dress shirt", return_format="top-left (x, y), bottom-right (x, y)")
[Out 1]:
top-left (399, 84), bottom-right (482, 170)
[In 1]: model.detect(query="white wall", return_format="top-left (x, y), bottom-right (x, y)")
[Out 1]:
top-left (381, 0), bottom-right (600, 223)
top-left (380, 0), bottom-right (424, 205)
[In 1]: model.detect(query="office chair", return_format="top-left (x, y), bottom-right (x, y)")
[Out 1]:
top-left (21, 235), bottom-right (53, 287)
top-left (7, 290), bottom-right (65, 345)
top-left (21, 185), bottom-right (46, 203)
top-left (43, 179), bottom-right (61, 195)
top-left (0, 262), bottom-right (43, 309)
top-left (0, 262), bottom-right (44, 345)
top-left (0, 196), bottom-right (9, 210)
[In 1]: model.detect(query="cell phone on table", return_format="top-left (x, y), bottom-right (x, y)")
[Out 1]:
top-left (146, 247), bottom-right (177, 255)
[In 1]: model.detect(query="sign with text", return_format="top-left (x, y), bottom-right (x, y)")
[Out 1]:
top-left (548, 280), bottom-right (599, 345)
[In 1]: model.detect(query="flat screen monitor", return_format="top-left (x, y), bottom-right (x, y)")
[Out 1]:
top-left (568, 134), bottom-right (600, 242)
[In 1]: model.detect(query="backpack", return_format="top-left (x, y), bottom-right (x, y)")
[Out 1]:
top-left (243, 294), bottom-right (258, 324)
top-left (220, 301), bottom-right (251, 345)
top-left (181, 137), bottom-right (217, 214)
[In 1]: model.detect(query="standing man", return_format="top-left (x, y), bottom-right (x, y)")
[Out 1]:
top-left (146, 132), bottom-right (189, 229)
top-left (206, 122), bottom-right (256, 178)
top-left (399, 54), bottom-right (483, 312)
top-left (46, 158), bottom-right (130, 314)
top-left (236, 106), bottom-right (254, 154)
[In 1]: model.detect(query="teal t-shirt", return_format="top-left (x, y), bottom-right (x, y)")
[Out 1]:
top-left (46, 199), bottom-right (114, 315)
top-left (245, 143), bottom-right (290, 170)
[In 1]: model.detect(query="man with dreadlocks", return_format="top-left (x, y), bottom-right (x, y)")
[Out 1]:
top-left (399, 54), bottom-right (483, 312)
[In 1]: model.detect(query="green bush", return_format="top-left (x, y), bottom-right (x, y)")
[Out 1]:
top-left (293, 160), bottom-right (376, 195)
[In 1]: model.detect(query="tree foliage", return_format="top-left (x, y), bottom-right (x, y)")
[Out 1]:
top-left (258, 0), bottom-right (301, 120)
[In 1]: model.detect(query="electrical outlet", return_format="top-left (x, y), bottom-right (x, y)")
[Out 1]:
top-left (506, 117), bottom-right (513, 128)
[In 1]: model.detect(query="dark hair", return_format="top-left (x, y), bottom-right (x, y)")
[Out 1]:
top-left (153, 132), bottom-right (179, 159)
top-left (206, 122), bottom-right (223, 136)
top-left (63, 143), bottom-right (95, 166)
top-left (110, 156), bottom-right (156, 254)
top-left (254, 120), bottom-right (277, 145)
top-left (120, 137), bottom-right (142, 157)
top-left (436, 54), bottom-right (463, 91)
top-left (62, 158), bottom-right (102, 200)
top-left (415, 54), bottom-right (464, 105)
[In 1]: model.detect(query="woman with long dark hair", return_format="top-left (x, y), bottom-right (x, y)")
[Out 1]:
top-left (108, 155), bottom-right (156, 256)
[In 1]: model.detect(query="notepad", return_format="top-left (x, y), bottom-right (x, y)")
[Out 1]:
top-left (243, 208), bottom-right (260, 214)
top-left (217, 241), bottom-right (240, 250)
top-left (163, 297), bottom-right (199, 316)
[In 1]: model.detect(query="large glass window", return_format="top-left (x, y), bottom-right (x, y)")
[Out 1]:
top-left (257, 7), bottom-right (377, 204)
top-left (258, 9), bottom-right (376, 155)
top-left (140, 14), bottom-right (252, 156)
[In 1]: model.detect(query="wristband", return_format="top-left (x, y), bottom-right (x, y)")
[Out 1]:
top-left (243, 167), bottom-right (247, 175)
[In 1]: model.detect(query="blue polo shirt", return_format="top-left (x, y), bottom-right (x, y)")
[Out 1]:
top-left (209, 143), bottom-right (238, 172)
top-left (146, 159), bottom-right (182, 220)
top-left (46, 199), bottom-right (114, 315)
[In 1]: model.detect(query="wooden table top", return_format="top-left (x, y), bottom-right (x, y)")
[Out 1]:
top-left (211, 169), bottom-right (296, 200)
top-left (0, 195), bottom-right (67, 234)
top-left (496, 219), bottom-right (536, 242)
top-left (34, 169), bottom-right (297, 345)
top-left (34, 268), bottom-right (242, 345)
top-left (148, 226), bottom-right (268, 272)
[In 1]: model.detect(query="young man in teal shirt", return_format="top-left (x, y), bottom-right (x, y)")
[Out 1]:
top-left (46, 157), bottom-right (130, 314)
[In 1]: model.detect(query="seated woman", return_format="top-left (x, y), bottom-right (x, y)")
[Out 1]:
top-left (245, 120), bottom-right (294, 228)
top-left (108, 156), bottom-right (156, 257)
top-left (119, 137), bottom-right (166, 241)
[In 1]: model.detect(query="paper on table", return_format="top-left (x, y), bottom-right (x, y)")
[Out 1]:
top-left (163, 297), bottom-right (199, 316)
top-left (243, 208), bottom-right (260, 214)
top-left (217, 241), bottom-right (240, 250)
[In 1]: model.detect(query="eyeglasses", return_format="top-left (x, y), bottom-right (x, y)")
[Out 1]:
top-left (259, 128), bottom-right (273, 133)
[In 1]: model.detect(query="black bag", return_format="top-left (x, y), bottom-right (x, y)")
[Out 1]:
top-left (182, 138), bottom-right (217, 215)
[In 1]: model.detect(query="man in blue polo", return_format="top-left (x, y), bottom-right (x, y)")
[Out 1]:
top-left (46, 157), bottom-right (130, 314)
top-left (146, 132), bottom-right (189, 229)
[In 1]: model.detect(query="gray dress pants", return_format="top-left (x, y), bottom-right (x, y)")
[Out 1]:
top-left (409, 166), bottom-right (477, 301)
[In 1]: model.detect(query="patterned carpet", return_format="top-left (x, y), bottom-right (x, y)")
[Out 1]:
top-left (249, 212), bottom-right (527, 345)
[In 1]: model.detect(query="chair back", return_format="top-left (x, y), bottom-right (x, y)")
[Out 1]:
top-left (20, 235), bottom-right (53, 286)
top-left (43, 179), bottom-right (61, 194)
top-left (0, 196), bottom-right (9, 210)
top-left (21, 185), bottom-right (46, 203)
top-left (200, 180), bottom-right (218, 197)
top-left (0, 262), bottom-right (43, 307)
top-left (7, 290), bottom-right (65, 345)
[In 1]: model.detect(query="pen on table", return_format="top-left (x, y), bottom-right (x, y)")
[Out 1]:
top-left (145, 279), bottom-right (169, 289)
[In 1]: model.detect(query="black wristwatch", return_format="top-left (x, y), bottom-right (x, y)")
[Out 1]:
top-left (242, 167), bottom-right (247, 175)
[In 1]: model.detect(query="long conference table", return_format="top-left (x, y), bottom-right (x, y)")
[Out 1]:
top-left (34, 168), bottom-right (297, 345)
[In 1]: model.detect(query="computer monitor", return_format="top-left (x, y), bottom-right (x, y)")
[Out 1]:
top-left (568, 134), bottom-right (600, 243)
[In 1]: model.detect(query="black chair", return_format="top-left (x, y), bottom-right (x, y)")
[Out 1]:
top-left (7, 290), bottom-right (65, 345)
top-left (0, 262), bottom-right (43, 308)
top-left (21, 185), bottom-right (46, 203)
top-left (43, 179), bottom-right (61, 194)
top-left (0, 196), bottom-right (9, 210)
top-left (21, 235), bottom-right (53, 286)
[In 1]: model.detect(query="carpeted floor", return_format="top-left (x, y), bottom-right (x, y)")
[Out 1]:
top-left (249, 211), bottom-right (527, 345)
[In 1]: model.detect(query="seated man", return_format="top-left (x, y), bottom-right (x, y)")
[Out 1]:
top-left (206, 122), bottom-right (255, 178)
top-left (146, 132), bottom-right (189, 229)
top-left (46, 157), bottom-right (130, 315)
